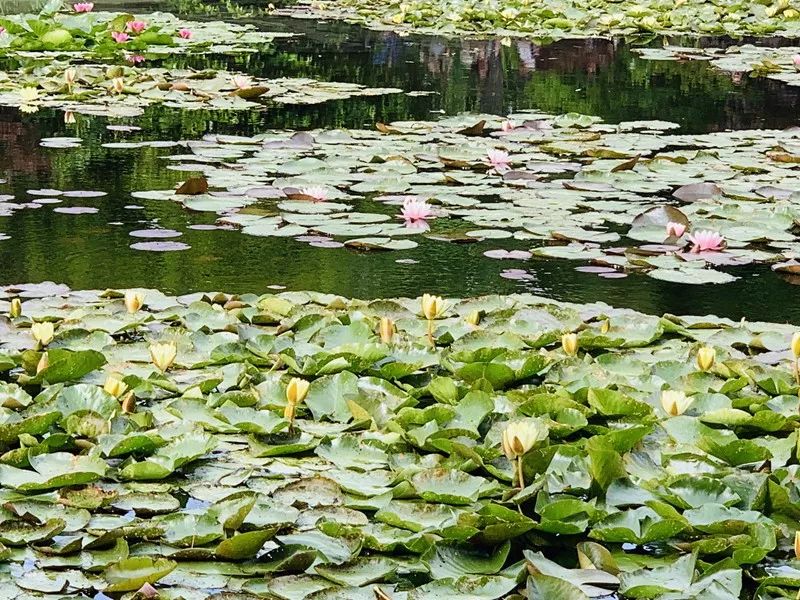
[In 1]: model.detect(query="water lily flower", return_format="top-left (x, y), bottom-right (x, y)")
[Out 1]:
top-left (465, 310), bottom-right (481, 326)
top-left (178, 28), bottom-right (192, 39)
top-left (36, 352), bottom-right (49, 375)
top-left (111, 31), bottom-right (130, 43)
top-left (792, 332), bottom-right (800, 359)
top-left (285, 377), bottom-right (310, 426)
top-left (299, 186), bottom-right (328, 202)
top-left (64, 111), bottom-right (76, 124)
top-left (64, 68), bottom-right (77, 88)
top-left (103, 373), bottom-right (128, 398)
top-left (73, 2), bottom-right (94, 12)
top-left (111, 77), bottom-right (125, 94)
top-left (126, 54), bottom-right (145, 65)
top-left (687, 230), bottom-right (725, 253)
top-left (696, 346), bottom-right (716, 372)
top-left (794, 55), bottom-right (800, 72)
top-left (126, 20), bottom-right (148, 34)
top-left (400, 198), bottom-right (433, 222)
top-left (561, 332), bottom-right (578, 356)
top-left (666, 221), bottom-right (686, 238)
top-left (9, 298), bottom-right (21, 318)
top-left (487, 148), bottom-right (511, 172)
top-left (31, 322), bottom-right (55, 346)
top-left (149, 341), bottom-right (177, 372)
top-left (421, 294), bottom-right (445, 320)
top-left (231, 75), bottom-right (252, 89)
top-left (379, 317), bottom-right (394, 343)
top-left (124, 290), bottom-right (145, 313)
top-left (502, 419), bottom-right (549, 488)
top-left (600, 319), bottom-right (611, 334)
top-left (500, 120), bottom-right (515, 132)
top-left (661, 390), bottom-right (692, 416)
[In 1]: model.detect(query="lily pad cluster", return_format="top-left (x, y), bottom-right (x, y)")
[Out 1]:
top-left (123, 112), bottom-right (800, 284)
top-left (2, 286), bottom-right (800, 599)
top-left (285, 0), bottom-right (800, 41)
top-left (637, 44), bottom-right (800, 85)
top-left (0, 4), bottom-right (291, 59)
top-left (0, 62), bottom-right (403, 117)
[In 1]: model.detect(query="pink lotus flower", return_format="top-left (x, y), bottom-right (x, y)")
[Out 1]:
top-left (231, 75), bottom-right (252, 89)
top-left (111, 31), bottom-right (130, 43)
top-left (666, 221), bottom-right (686, 238)
top-left (126, 54), bottom-right (145, 64)
top-left (178, 28), bottom-right (192, 39)
top-left (487, 148), bottom-right (511, 172)
top-left (300, 186), bottom-right (328, 202)
top-left (126, 20), bottom-right (147, 34)
top-left (73, 2), bottom-right (94, 12)
top-left (793, 54), bottom-right (800, 71)
top-left (400, 198), bottom-right (433, 222)
top-left (687, 230), bottom-right (725, 253)
top-left (500, 120), bottom-right (515, 132)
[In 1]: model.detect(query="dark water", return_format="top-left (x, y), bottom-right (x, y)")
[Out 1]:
top-left (1, 0), bottom-right (800, 323)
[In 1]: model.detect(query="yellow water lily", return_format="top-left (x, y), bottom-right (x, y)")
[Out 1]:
top-left (149, 341), bottom-right (177, 372)
top-left (284, 377), bottom-right (310, 426)
top-left (379, 317), bottom-right (395, 344)
top-left (124, 290), bottom-right (145, 313)
top-left (103, 373), bottom-right (128, 398)
top-left (502, 419), bottom-right (548, 489)
top-left (696, 346), bottom-right (715, 372)
top-left (9, 298), bottom-right (21, 318)
top-left (561, 333), bottom-right (578, 357)
top-left (421, 294), bottom-right (445, 320)
top-left (31, 322), bottom-right (55, 346)
top-left (465, 310), bottom-right (481, 326)
top-left (36, 352), bottom-right (49, 374)
top-left (660, 390), bottom-right (693, 416)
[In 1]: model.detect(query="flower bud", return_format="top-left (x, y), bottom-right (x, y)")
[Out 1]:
top-left (149, 341), bottom-right (177, 372)
top-left (696, 346), bottom-right (716, 372)
top-left (9, 298), bottom-right (21, 318)
top-left (561, 333), bottom-right (578, 357)
top-left (421, 294), bottom-right (444, 320)
top-left (379, 317), bottom-right (394, 344)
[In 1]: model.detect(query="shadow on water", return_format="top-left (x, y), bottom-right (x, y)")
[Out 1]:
top-left (0, 0), bottom-right (799, 322)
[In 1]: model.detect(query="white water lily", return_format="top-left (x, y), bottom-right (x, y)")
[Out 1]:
top-left (660, 390), bottom-right (693, 416)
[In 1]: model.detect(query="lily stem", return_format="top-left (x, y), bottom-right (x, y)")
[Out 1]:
top-left (516, 455), bottom-right (525, 490)
top-left (426, 319), bottom-right (434, 346)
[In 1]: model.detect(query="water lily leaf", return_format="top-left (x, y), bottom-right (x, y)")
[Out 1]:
top-left (103, 556), bottom-right (177, 592)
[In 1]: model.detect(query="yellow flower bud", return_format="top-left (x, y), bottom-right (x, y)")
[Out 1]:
top-left (149, 341), bottom-right (177, 372)
top-left (124, 290), bottom-right (145, 314)
top-left (36, 352), bottom-right (49, 374)
top-left (465, 310), bottom-right (481, 326)
top-left (112, 77), bottom-right (125, 94)
top-left (31, 322), bottom-right (55, 346)
top-left (421, 294), bottom-right (445, 320)
top-left (9, 298), bottom-right (21, 318)
top-left (64, 111), bottom-right (76, 124)
top-left (501, 419), bottom-right (548, 460)
top-left (64, 68), bottom-right (76, 86)
top-left (600, 319), bottom-right (610, 334)
top-left (696, 346), bottom-right (716, 372)
top-left (795, 530), bottom-right (800, 559)
top-left (286, 377), bottom-right (310, 405)
top-left (103, 373), bottom-right (128, 398)
top-left (379, 317), bottom-right (395, 344)
top-left (660, 390), bottom-right (693, 416)
top-left (561, 333), bottom-right (578, 357)
top-left (791, 332), bottom-right (800, 359)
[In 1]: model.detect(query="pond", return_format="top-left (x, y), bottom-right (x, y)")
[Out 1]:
top-left (1, 0), bottom-right (800, 323)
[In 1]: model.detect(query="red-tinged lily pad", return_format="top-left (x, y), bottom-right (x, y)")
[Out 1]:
top-left (500, 269), bottom-right (535, 280)
top-left (484, 249), bottom-right (532, 260)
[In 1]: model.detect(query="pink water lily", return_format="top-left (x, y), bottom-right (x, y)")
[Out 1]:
top-left (500, 120), bottom-right (515, 132)
top-left (300, 186), bottom-right (328, 202)
top-left (687, 230), bottom-right (725, 253)
top-left (793, 54), bottom-right (800, 71)
top-left (400, 198), bottom-right (433, 222)
top-left (73, 2), bottom-right (94, 12)
top-left (126, 20), bottom-right (147, 34)
top-left (231, 75), bottom-right (252, 89)
top-left (126, 53), bottom-right (145, 64)
top-left (0, 27), bottom-right (6, 35)
top-left (111, 31), bottom-right (130, 43)
top-left (178, 28), bottom-right (192, 39)
top-left (666, 221), bottom-right (686, 238)
top-left (487, 148), bottom-right (511, 172)
top-left (136, 582), bottom-right (159, 599)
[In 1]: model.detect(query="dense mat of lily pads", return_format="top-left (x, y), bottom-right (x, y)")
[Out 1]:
top-left (2, 285), bottom-right (800, 599)
top-left (121, 112), bottom-right (800, 285)
top-left (285, 0), bottom-right (800, 40)
top-left (0, 4), bottom-right (402, 115)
